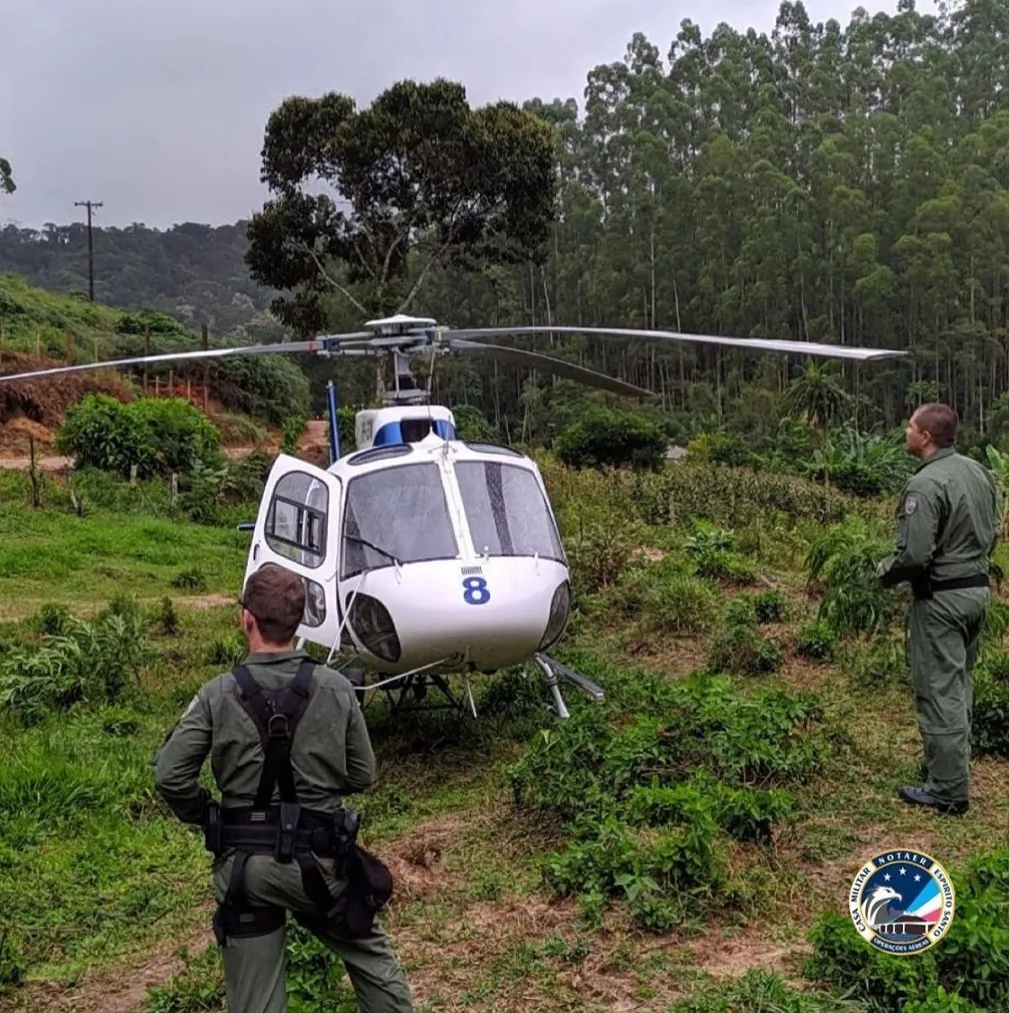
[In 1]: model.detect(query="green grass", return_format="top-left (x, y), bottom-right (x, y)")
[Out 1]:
top-left (0, 271), bottom-right (129, 361)
top-left (5, 458), bottom-right (1009, 1013)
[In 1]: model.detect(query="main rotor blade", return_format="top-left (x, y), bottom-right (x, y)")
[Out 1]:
top-left (0, 333), bottom-right (375, 384)
top-left (447, 325), bottom-right (907, 362)
top-left (449, 338), bottom-right (655, 398)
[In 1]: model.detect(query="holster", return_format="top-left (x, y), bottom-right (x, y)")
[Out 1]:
top-left (203, 798), bottom-right (223, 855)
top-left (911, 573), bottom-right (933, 600)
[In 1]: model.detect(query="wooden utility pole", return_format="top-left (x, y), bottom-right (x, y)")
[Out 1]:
top-left (202, 323), bottom-right (209, 411)
top-left (74, 200), bottom-right (103, 301)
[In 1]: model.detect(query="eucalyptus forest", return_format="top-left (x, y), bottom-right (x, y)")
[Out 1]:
top-left (7, 0), bottom-right (1009, 457)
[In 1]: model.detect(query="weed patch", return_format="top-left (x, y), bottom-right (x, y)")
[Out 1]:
top-left (506, 661), bottom-right (828, 931)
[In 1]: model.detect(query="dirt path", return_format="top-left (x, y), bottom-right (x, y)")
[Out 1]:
top-left (0, 447), bottom-right (261, 472)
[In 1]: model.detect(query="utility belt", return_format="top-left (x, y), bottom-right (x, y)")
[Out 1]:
top-left (911, 572), bottom-right (989, 600)
top-left (203, 800), bottom-right (360, 864)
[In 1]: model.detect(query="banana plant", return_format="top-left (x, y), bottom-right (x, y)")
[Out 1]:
top-left (985, 445), bottom-right (1009, 544)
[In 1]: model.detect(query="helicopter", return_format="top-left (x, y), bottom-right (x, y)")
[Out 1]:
top-left (0, 313), bottom-right (907, 719)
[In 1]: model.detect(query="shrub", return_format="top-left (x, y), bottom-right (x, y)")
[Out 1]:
top-left (806, 517), bottom-right (896, 637)
top-left (596, 556), bottom-right (722, 637)
top-left (55, 394), bottom-right (222, 479)
top-left (507, 667), bottom-right (827, 930)
top-left (0, 602), bottom-right (154, 725)
top-left (554, 407), bottom-right (666, 471)
top-left (707, 598), bottom-right (782, 677)
top-left (683, 521), bottom-right (758, 585)
top-left (796, 620), bottom-right (836, 661)
top-left (453, 404), bottom-right (497, 442)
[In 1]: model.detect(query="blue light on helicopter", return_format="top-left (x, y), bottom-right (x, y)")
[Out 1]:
top-left (373, 419), bottom-right (456, 445)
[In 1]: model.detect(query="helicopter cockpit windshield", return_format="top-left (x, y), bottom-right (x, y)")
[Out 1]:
top-left (341, 462), bottom-right (458, 578)
top-left (455, 459), bottom-right (564, 561)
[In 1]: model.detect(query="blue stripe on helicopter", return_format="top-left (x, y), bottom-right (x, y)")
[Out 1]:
top-left (373, 420), bottom-right (456, 445)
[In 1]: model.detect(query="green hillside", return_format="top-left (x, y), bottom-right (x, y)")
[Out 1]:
top-left (0, 272), bottom-right (310, 442)
top-left (0, 221), bottom-right (280, 340)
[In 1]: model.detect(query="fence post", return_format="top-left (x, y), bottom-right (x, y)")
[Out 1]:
top-left (144, 326), bottom-right (150, 394)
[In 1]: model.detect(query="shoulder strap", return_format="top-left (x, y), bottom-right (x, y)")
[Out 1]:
top-left (233, 660), bottom-right (317, 808)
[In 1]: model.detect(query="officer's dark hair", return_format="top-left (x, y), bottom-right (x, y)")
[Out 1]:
top-left (915, 403), bottom-right (959, 448)
top-left (240, 564), bottom-right (305, 644)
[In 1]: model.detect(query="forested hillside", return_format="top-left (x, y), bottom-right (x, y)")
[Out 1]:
top-left (7, 0), bottom-right (1009, 455)
top-left (0, 221), bottom-right (282, 342)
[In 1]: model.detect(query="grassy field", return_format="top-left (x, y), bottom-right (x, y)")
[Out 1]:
top-left (2, 457), bottom-right (1009, 1013)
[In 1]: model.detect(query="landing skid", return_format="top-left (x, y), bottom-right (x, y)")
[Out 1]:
top-left (380, 671), bottom-right (477, 718)
top-left (535, 652), bottom-right (605, 719)
top-left (341, 654), bottom-right (604, 721)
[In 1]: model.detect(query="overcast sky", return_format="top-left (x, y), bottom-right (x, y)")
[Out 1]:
top-left (2, 0), bottom-right (928, 232)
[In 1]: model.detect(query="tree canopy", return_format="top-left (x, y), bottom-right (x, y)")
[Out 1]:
top-left (0, 157), bottom-right (13, 198)
top-left (14, 0), bottom-right (1009, 454)
top-left (244, 78), bottom-right (559, 331)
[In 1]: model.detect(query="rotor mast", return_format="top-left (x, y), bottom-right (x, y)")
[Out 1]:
top-left (365, 314), bottom-right (438, 406)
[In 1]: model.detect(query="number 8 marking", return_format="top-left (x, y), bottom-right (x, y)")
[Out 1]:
top-left (462, 576), bottom-right (490, 604)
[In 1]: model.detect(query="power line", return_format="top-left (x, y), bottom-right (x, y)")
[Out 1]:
top-left (74, 200), bottom-right (103, 301)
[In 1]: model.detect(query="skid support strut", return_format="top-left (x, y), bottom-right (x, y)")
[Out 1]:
top-left (535, 653), bottom-right (605, 718)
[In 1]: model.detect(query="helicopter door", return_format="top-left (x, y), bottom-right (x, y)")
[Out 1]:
top-left (244, 454), bottom-right (343, 646)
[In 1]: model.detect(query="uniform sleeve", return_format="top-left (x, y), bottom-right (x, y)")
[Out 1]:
top-left (878, 485), bottom-right (943, 588)
top-left (343, 694), bottom-right (376, 794)
top-left (154, 687), bottom-right (213, 824)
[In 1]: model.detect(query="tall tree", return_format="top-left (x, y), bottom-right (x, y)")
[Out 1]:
top-left (244, 78), bottom-right (558, 332)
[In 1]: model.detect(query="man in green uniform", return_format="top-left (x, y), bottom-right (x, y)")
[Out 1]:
top-left (877, 403), bottom-right (1000, 815)
top-left (154, 563), bottom-right (414, 1012)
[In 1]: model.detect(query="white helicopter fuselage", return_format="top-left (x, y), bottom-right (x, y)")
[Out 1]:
top-left (243, 430), bottom-right (572, 678)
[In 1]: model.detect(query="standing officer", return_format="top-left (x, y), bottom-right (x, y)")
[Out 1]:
top-left (877, 403), bottom-right (1000, 816)
top-left (154, 562), bottom-right (414, 1013)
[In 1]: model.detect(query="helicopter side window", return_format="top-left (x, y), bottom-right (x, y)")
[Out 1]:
top-left (341, 463), bottom-right (458, 578)
top-left (454, 462), bottom-right (565, 561)
top-left (265, 472), bottom-right (328, 569)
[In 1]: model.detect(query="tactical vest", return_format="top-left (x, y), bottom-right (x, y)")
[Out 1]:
top-left (203, 660), bottom-right (393, 942)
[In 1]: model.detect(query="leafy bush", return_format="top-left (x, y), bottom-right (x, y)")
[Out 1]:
top-left (506, 666), bottom-right (827, 930)
top-left (56, 394), bottom-right (222, 479)
top-left (554, 406), bottom-right (666, 471)
top-left (281, 411), bottom-right (309, 455)
top-left (207, 354), bottom-right (311, 426)
top-left (453, 404), bottom-right (497, 442)
top-left (597, 557), bottom-right (722, 637)
top-left (971, 649), bottom-right (1009, 758)
top-left (804, 429), bottom-right (915, 498)
top-left (806, 517), bottom-right (896, 637)
top-left (0, 601), bottom-right (154, 725)
top-left (683, 520), bottom-right (758, 584)
top-left (687, 432), bottom-right (761, 468)
top-left (707, 598), bottom-right (782, 676)
top-left (796, 620), bottom-right (836, 661)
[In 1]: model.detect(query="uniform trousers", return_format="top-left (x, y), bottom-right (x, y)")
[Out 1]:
top-left (212, 850), bottom-right (414, 1013)
top-left (907, 587), bottom-right (989, 803)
